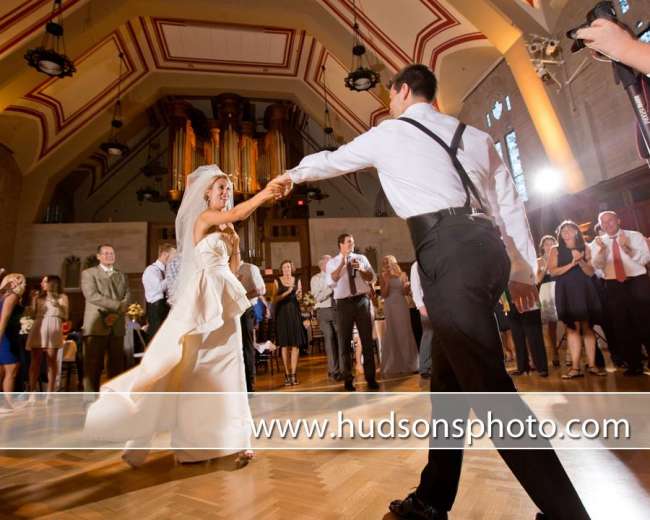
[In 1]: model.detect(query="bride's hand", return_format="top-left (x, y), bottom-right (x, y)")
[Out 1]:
top-left (266, 176), bottom-right (291, 200)
top-left (221, 226), bottom-right (239, 248)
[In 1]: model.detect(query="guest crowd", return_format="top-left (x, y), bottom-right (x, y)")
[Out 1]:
top-left (1, 209), bottom-right (650, 406)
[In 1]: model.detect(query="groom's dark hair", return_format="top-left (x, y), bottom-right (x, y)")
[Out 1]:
top-left (388, 64), bottom-right (437, 101)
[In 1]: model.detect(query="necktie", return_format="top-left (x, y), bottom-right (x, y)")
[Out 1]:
top-left (347, 260), bottom-right (357, 296)
top-left (612, 237), bottom-right (627, 283)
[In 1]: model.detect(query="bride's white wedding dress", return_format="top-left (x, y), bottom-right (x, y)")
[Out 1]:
top-left (84, 231), bottom-right (253, 463)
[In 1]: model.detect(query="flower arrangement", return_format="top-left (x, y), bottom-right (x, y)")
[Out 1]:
top-left (300, 292), bottom-right (316, 312)
top-left (127, 303), bottom-right (145, 321)
top-left (19, 315), bottom-right (34, 335)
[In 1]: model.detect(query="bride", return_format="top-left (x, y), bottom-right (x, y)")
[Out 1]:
top-left (84, 165), bottom-right (284, 466)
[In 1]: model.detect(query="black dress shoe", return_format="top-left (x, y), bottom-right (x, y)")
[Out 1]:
top-left (538, 371), bottom-right (549, 378)
top-left (389, 492), bottom-right (447, 520)
top-left (366, 379), bottom-right (380, 390)
top-left (623, 368), bottom-right (644, 376)
top-left (536, 514), bottom-right (546, 519)
top-left (344, 379), bottom-right (356, 391)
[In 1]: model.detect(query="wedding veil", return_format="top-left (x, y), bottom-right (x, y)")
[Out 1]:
top-left (172, 164), bottom-right (234, 302)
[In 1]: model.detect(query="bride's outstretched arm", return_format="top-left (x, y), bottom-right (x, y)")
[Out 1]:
top-left (198, 180), bottom-right (284, 229)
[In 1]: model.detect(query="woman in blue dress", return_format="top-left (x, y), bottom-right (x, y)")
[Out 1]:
top-left (0, 273), bottom-right (26, 412)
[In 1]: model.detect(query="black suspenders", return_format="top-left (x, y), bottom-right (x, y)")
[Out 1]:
top-left (399, 117), bottom-right (485, 212)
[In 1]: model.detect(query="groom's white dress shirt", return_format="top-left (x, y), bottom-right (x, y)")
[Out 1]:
top-left (286, 103), bottom-right (537, 285)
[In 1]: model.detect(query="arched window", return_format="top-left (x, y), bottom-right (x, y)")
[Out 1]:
top-left (505, 131), bottom-right (528, 201)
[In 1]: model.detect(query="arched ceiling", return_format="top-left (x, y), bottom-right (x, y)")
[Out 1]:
top-left (0, 0), bottom-right (566, 223)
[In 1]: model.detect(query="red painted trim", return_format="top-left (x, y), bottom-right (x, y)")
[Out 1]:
top-left (25, 33), bottom-right (136, 132)
top-left (312, 46), bottom-right (368, 132)
top-left (413, 0), bottom-right (459, 62)
top-left (141, 16), bottom-right (303, 76)
top-left (11, 23), bottom-right (150, 159)
top-left (0, 0), bottom-right (82, 57)
top-left (0, 0), bottom-right (44, 32)
top-left (429, 32), bottom-right (486, 71)
top-left (126, 19), bottom-right (149, 74)
top-left (153, 17), bottom-right (294, 68)
top-left (369, 107), bottom-right (389, 126)
top-left (319, 0), bottom-right (403, 71)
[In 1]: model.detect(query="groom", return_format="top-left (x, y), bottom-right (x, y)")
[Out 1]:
top-left (273, 65), bottom-right (590, 519)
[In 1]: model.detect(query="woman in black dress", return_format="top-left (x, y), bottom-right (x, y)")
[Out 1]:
top-left (273, 260), bottom-right (307, 386)
top-left (548, 221), bottom-right (604, 379)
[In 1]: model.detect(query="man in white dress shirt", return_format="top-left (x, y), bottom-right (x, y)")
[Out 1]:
top-left (141, 243), bottom-right (175, 339)
top-left (591, 211), bottom-right (650, 375)
top-left (237, 259), bottom-right (266, 392)
top-left (311, 255), bottom-right (340, 380)
top-left (410, 262), bottom-right (432, 378)
top-left (275, 65), bottom-right (588, 520)
top-left (327, 234), bottom-right (379, 391)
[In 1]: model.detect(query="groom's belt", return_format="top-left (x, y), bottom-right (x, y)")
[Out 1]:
top-left (407, 206), bottom-right (490, 249)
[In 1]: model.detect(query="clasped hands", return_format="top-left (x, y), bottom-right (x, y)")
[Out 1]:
top-left (265, 173), bottom-right (294, 201)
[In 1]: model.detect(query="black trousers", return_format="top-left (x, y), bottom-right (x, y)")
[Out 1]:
top-left (146, 299), bottom-right (169, 340)
top-left (410, 308), bottom-right (423, 348)
top-left (410, 215), bottom-right (589, 519)
top-left (593, 277), bottom-right (623, 364)
top-left (240, 307), bottom-right (256, 392)
top-left (509, 307), bottom-right (548, 373)
top-left (605, 275), bottom-right (650, 371)
top-left (335, 295), bottom-right (376, 382)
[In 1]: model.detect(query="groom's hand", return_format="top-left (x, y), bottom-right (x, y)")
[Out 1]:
top-left (508, 281), bottom-right (538, 313)
top-left (273, 173), bottom-right (294, 197)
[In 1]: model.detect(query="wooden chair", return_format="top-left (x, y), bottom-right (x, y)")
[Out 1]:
top-left (309, 314), bottom-right (325, 354)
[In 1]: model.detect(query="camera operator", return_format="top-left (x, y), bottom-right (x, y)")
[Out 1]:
top-left (577, 18), bottom-right (650, 74)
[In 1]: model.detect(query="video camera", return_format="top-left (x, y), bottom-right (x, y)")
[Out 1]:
top-left (566, 1), bottom-right (650, 159)
top-left (566, 1), bottom-right (619, 53)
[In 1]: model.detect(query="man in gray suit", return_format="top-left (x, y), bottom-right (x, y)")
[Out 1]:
top-left (81, 244), bottom-right (130, 392)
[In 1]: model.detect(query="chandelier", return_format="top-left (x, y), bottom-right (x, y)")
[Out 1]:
top-left (100, 52), bottom-right (129, 157)
top-left (344, 0), bottom-right (379, 92)
top-left (24, 0), bottom-right (75, 78)
top-left (321, 65), bottom-right (338, 151)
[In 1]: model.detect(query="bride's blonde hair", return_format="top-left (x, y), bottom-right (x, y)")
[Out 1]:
top-left (204, 173), bottom-right (234, 210)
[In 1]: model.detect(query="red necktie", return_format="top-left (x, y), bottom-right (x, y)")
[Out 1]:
top-left (612, 237), bottom-right (627, 283)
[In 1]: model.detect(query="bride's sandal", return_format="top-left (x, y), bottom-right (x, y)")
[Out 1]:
top-left (235, 450), bottom-right (254, 468)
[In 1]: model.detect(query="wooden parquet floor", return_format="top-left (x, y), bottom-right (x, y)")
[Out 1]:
top-left (2, 352), bottom-right (650, 519)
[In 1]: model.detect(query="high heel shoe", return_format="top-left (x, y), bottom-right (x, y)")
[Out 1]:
top-left (290, 373), bottom-right (299, 386)
top-left (284, 374), bottom-right (291, 386)
top-left (587, 366), bottom-right (607, 376)
top-left (561, 368), bottom-right (584, 379)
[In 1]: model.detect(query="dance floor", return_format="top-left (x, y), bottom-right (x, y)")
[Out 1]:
top-left (1, 354), bottom-right (650, 519)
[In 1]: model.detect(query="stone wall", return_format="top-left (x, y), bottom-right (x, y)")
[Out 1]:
top-left (13, 222), bottom-right (148, 278)
top-left (308, 217), bottom-right (414, 272)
